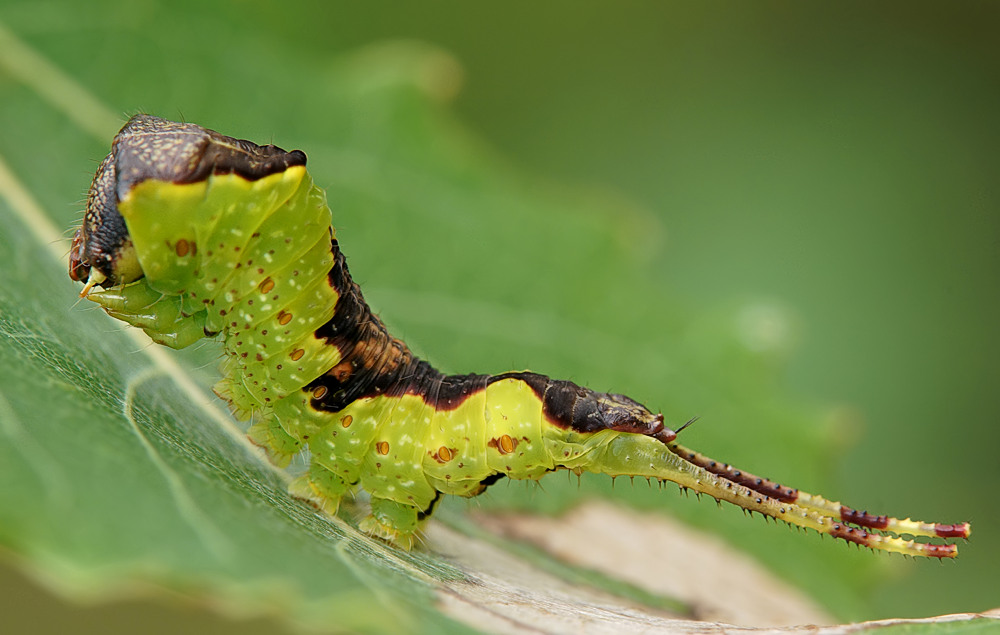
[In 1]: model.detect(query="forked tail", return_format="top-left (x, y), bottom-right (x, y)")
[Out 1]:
top-left (583, 431), bottom-right (970, 558)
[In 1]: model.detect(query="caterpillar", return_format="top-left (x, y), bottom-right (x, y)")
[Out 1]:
top-left (69, 114), bottom-right (970, 556)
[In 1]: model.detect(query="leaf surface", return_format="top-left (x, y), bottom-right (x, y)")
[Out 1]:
top-left (0, 5), bottom-right (991, 633)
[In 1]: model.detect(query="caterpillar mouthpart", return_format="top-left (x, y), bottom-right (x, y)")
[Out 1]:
top-left (69, 115), bottom-right (971, 558)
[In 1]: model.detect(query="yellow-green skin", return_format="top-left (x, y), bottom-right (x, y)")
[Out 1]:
top-left (84, 166), bottom-right (690, 547)
top-left (88, 166), bottom-right (736, 547)
top-left (78, 118), bottom-right (968, 557)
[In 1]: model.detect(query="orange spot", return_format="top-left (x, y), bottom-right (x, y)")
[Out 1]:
top-left (376, 441), bottom-right (389, 455)
top-left (499, 434), bottom-right (515, 454)
top-left (289, 348), bottom-right (305, 361)
top-left (259, 277), bottom-right (275, 294)
top-left (431, 446), bottom-right (456, 463)
top-left (175, 239), bottom-right (193, 257)
top-left (277, 310), bottom-right (293, 325)
top-left (312, 385), bottom-right (328, 399)
top-left (341, 414), bottom-right (353, 428)
top-left (329, 360), bottom-right (353, 382)
top-left (488, 434), bottom-right (518, 455)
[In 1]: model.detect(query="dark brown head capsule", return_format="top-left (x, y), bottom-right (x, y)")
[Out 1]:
top-left (69, 114), bottom-right (307, 291)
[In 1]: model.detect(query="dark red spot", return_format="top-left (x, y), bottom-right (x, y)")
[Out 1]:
top-left (935, 523), bottom-right (971, 539)
top-left (922, 543), bottom-right (958, 558)
top-left (830, 523), bottom-right (872, 548)
top-left (840, 506), bottom-right (890, 530)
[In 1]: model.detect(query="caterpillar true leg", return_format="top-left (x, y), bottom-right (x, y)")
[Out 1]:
top-left (69, 115), bottom-right (970, 557)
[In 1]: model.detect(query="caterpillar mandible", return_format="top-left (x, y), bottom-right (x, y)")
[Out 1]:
top-left (69, 115), bottom-right (970, 556)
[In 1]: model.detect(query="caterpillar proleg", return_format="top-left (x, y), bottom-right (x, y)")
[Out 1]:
top-left (69, 115), bottom-right (970, 556)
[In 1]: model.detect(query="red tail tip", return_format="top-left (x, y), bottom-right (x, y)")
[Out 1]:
top-left (935, 523), bottom-right (971, 539)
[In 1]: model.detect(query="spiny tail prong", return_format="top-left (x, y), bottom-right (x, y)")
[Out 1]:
top-left (630, 440), bottom-right (970, 558)
top-left (667, 441), bottom-right (970, 542)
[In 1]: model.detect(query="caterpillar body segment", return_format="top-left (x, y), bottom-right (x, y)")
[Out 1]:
top-left (70, 115), bottom-right (970, 557)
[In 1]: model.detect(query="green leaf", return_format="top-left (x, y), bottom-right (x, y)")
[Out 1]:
top-left (0, 133), bottom-right (464, 635)
top-left (0, 4), bottom-right (992, 634)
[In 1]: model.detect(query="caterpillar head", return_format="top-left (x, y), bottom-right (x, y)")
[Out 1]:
top-left (70, 114), bottom-right (306, 293)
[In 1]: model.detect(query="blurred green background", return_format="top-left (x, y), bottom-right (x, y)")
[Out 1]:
top-left (0, 1), bottom-right (997, 632)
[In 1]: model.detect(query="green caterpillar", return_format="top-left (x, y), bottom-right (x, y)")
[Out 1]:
top-left (70, 115), bottom-right (969, 556)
